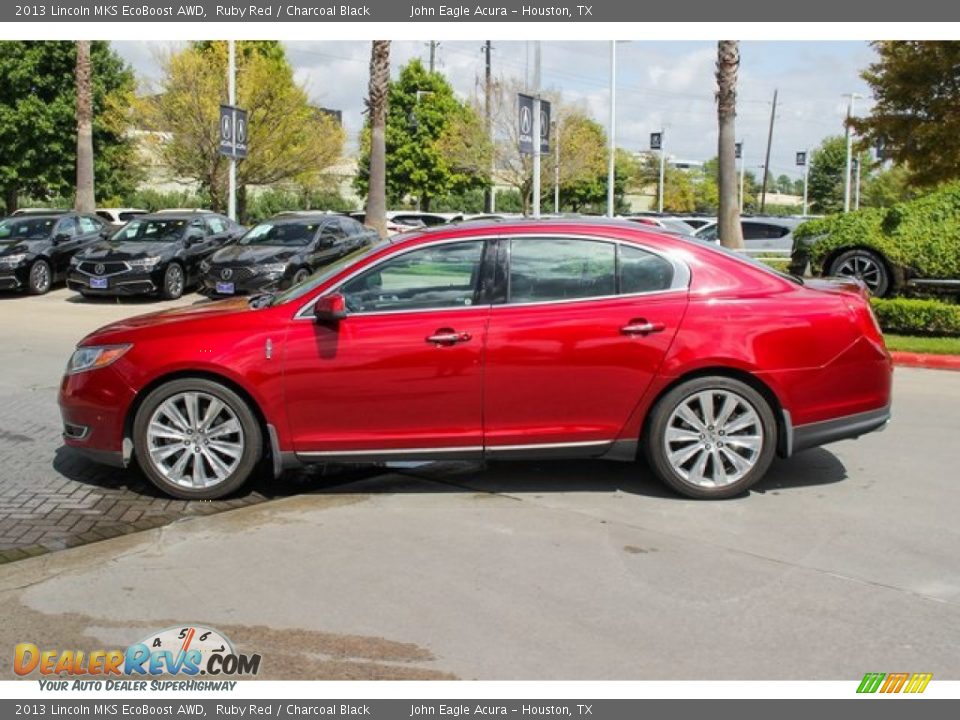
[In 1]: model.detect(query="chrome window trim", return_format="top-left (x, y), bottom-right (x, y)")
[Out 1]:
top-left (293, 232), bottom-right (691, 321)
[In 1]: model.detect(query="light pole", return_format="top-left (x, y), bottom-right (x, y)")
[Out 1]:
top-left (658, 129), bottom-right (666, 214)
top-left (553, 119), bottom-right (560, 213)
top-left (854, 157), bottom-right (861, 211)
top-left (531, 42), bottom-right (542, 219)
top-left (843, 92), bottom-right (862, 213)
top-left (803, 152), bottom-right (810, 216)
top-left (227, 40), bottom-right (237, 221)
top-left (607, 40), bottom-right (616, 218)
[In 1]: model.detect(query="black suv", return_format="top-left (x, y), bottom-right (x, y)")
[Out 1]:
top-left (199, 213), bottom-right (378, 297)
top-left (0, 213), bottom-right (107, 294)
top-left (67, 212), bottom-right (244, 299)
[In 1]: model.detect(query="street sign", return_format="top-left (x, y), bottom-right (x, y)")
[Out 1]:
top-left (796, 151), bottom-right (807, 167)
top-left (219, 104), bottom-right (248, 159)
top-left (650, 132), bottom-right (662, 151)
top-left (518, 94), bottom-right (550, 155)
top-left (735, 142), bottom-right (742, 160)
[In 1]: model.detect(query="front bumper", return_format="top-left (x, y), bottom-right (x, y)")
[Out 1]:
top-left (58, 364), bottom-right (137, 467)
top-left (0, 264), bottom-right (30, 290)
top-left (198, 268), bottom-right (286, 297)
top-left (67, 266), bottom-right (163, 296)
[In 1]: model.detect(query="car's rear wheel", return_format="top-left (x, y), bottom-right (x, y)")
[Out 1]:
top-left (829, 249), bottom-right (890, 296)
top-left (644, 376), bottom-right (777, 499)
top-left (160, 263), bottom-right (185, 300)
top-left (133, 378), bottom-right (262, 500)
top-left (28, 259), bottom-right (52, 295)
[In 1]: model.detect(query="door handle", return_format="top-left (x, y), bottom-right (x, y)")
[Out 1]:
top-left (621, 320), bottom-right (666, 336)
top-left (426, 329), bottom-right (472, 346)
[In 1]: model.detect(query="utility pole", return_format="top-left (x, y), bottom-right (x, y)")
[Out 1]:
top-left (227, 39), bottom-right (237, 222)
top-left (658, 129), bottom-right (666, 214)
top-left (429, 41), bottom-right (438, 72)
top-left (484, 40), bottom-right (494, 213)
top-left (802, 150), bottom-right (810, 216)
top-left (531, 42), bottom-right (542, 219)
top-left (843, 92), bottom-right (861, 213)
top-left (607, 40), bottom-right (616, 218)
top-left (760, 88), bottom-right (777, 214)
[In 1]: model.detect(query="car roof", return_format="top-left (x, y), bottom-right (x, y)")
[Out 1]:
top-left (135, 213), bottom-right (210, 222)
top-left (3, 213), bottom-right (71, 221)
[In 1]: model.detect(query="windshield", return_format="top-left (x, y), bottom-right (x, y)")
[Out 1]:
top-left (269, 239), bottom-right (392, 306)
top-left (241, 221), bottom-right (320, 247)
top-left (113, 218), bottom-right (188, 243)
top-left (0, 217), bottom-right (56, 241)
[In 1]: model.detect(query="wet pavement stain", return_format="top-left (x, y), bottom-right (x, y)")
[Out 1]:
top-left (0, 599), bottom-right (457, 681)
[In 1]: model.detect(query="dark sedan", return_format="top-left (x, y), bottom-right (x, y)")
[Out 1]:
top-left (0, 213), bottom-right (107, 294)
top-left (67, 212), bottom-right (244, 300)
top-left (199, 214), bottom-right (377, 297)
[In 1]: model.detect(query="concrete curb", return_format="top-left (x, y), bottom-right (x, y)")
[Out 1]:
top-left (891, 351), bottom-right (960, 371)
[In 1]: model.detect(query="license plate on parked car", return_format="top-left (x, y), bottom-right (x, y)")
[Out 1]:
top-left (216, 282), bottom-right (235, 294)
top-left (89, 277), bottom-right (108, 289)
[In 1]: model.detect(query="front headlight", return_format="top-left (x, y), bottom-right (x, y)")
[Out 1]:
top-left (66, 344), bottom-right (132, 375)
top-left (127, 256), bottom-right (162, 269)
top-left (200, 259), bottom-right (211, 273)
top-left (0, 254), bottom-right (27, 267)
top-left (260, 263), bottom-right (288, 275)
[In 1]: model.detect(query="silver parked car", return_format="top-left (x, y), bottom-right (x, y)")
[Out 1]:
top-left (694, 217), bottom-right (802, 259)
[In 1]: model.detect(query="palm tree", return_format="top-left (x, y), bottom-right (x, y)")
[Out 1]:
top-left (365, 41), bottom-right (391, 239)
top-left (75, 41), bottom-right (95, 213)
top-left (716, 41), bottom-right (744, 249)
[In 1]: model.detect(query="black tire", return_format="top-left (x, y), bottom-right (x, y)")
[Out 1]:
top-left (27, 259), bottom-right (52, 295)
top-left (828, 249), bottom-right (891, 297)
top-left (133, 378), bottom-right (263, 500)
top-left (643, 376), bottom-right (777, 499)
top-left (160, 262), bottom-right (185, 300)
top-left (291, 267), bottom-right (310, 286)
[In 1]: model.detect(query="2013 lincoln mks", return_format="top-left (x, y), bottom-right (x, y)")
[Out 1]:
top-left (59, 219), bottom-right (892, 500)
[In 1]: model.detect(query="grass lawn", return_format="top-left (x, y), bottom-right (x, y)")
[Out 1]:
top-left (884, 334), bottom-right (960, 355)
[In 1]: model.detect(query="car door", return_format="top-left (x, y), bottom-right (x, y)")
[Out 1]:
top-left (482, 235), bottom-right (689, 453)
top-left (204, 215), bottom-right (232, 249)
top-left (280, 238), bottom-right (492, 457)
top-left (741, 221), bottom-right (791, 257)
top-left (181, 218), bottom-right (213, 277)
top-left (50, 216), bottom-right (83, 275)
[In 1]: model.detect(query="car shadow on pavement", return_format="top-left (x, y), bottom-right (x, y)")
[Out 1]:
top-left (305, 447), bottom-right (849, 500)
top-left (64, 293), bottom-right (185, 305)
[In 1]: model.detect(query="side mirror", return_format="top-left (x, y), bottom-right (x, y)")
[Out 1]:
top-left (185, 232), bottom-right (204, 245)
top-left (54, 232), bottom-right (70, 244)
top-left (314, 293), bottom-right (347, 324)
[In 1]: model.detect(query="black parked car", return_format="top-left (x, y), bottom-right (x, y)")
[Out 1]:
top-left (67, 212), bottom-right (244, 300)
top-left (0, 213), bottom-right (107, 294)
top-left (199, 213), bottom-right (378, 297)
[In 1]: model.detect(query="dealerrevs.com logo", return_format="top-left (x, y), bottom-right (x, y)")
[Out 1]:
top-left (14, 625), bottom-right (261, 688)
top-left (857, 672), bottom-right (933, 694)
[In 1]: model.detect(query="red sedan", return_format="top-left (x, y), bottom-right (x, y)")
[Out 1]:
top-left (58, 219), bottom-right (892, 500)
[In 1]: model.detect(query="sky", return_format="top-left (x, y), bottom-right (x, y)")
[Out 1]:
top-left (113, 40), bottom-right (877, 181)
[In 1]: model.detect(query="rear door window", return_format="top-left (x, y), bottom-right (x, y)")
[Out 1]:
top-left (508, 238), bottom-right (616, 304)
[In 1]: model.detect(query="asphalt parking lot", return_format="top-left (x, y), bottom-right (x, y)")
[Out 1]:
top-left (0, 287), bottom-right (958, 678)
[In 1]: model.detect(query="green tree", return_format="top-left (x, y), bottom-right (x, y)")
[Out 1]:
top-left (808, 135), bottom-right (863, 214)
top-left (355, 59), bottom-right (488, 211)
top-left (861, 163), bottom-right (920, 209)
top-left (0, 41), bottom-right (138, 213)
top-left (137, 41), bottom-right (344, 220)
top-left (852, 42), bottom-right (960, 187)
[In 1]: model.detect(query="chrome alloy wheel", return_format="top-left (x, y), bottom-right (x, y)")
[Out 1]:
top-left (834, 254), bottom-right (882, 292)
top-left (145, 391), bottom-right (245, 489)
top-left (663, 389), bottom-right (763, 488)
top-left (165, 264), bottom-right (184, 297)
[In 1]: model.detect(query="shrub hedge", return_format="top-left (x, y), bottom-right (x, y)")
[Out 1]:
top-left (794, 181), bottom-right (960, 279)
top-left (870, 297), bottom-right (960, 337)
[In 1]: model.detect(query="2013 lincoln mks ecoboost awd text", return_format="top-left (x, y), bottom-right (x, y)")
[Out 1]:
top-left (58, 219), bottom-right (892, 500)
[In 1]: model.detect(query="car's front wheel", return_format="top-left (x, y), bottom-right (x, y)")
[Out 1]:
top-left (160, 262), bottom-right (185, 300)
top-left (291, 267), bottom-right (310, 286)
top-left (644, 376), bottom-right (777, 499)
top-left (28, 259), bottom-right (52, 295)
top-left (829, 249), bottom-right (891, 296)
top-left (133, 378), bottom-right (263, 499)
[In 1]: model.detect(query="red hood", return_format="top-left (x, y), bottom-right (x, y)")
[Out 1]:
top-left (81, 298), bottom-right (251, 344)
